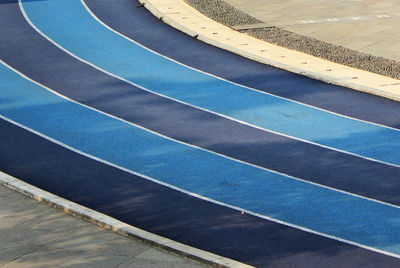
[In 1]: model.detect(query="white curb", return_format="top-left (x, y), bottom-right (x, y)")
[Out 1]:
top-left (0, 171), bottom-right (254, 268)
top-left (139, 0), bottom-right (400, 102)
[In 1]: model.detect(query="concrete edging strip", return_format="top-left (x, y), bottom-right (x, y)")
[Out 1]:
top-left (0, 171), bottom-right (254, 268)
top-left (138, 0), bottom-right (400, 102)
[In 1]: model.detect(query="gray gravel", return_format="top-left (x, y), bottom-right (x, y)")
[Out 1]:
top-left (183, 0), bottom-right (400, 79)
top-left (183, 0), bottom-right (261, 26)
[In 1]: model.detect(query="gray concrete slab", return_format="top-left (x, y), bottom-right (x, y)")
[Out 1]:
top-left (0, 184), bottom-right (209, 268)
top-left (223, 0), bottom-right (400, 61)
top-left (118, 248), bottom-right (209, 268)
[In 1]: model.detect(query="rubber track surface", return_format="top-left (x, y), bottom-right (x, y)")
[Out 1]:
top-left (1, 0), bottom-right (400, 267)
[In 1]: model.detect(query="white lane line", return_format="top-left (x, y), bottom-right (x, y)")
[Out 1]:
top-left (18, 0), bottom-right (400, 175)
top-left (4, 56), bottom-right (399, 212)
top-left (80, 0), bottom-right (400, 134)
top-left (1, 113), bottom-right (400, 260)
top-left (4, 43), bottom-right (400, 260)
top-left (0, 172), bottom-right (255, 268)
top-left (8, 2), bottom-right (400, 258)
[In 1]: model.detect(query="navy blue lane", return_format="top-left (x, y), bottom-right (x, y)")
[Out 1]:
top-left (1, 118), bottom-right (400, 268)
top-left (2, 0), bottom-right (400, 207)
top-left (85, 0), bottom-right (400, 129)
top-left (2, 1), bottom-right (400, 266)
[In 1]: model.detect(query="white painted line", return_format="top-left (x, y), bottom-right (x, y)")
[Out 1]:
top-left (326, 18), bottom-right (339, 22)
top-left (9, 0), bottom-right (400, 262)
top-left (0, 171), bottom-right (254, 268)
top-left (376, 14), bottom-right (389, 19)
top-left (20, 0), bottom-right (400, 136)
top-left (80, 0), bottom-right (400, 134)
top-left (78, 0), bottom-right (400, 173)
top-left (296, 14), bottom-right (389, 25)
top-left (3, 57), bottom-right (400, 215)
top-left (1, 166), bottom-right (400, 260)
top-left (301, 20), bottom-right (315, 24)
top-left (13, 2), bottom-right (400, 208)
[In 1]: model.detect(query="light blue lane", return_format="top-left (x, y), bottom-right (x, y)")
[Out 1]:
top-left (21, 0), bottom-right (400, 166)
top-left (1, 62), bottom-right (400, 255)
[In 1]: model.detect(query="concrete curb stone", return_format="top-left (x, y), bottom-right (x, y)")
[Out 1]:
top-left (0, 171), bottom-right (254, 268)
top-left (183, 0), bottom-right (400, 80)
top-left (139, 0), bottom-right (400, 102)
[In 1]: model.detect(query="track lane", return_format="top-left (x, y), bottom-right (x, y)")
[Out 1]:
top-left (20, 0), bottom-right (400, 167)
top-left (3, 60), bottom-right (400, 256)
top-left (2, 0), bottom-right (400, 264)
top-left (85, 0), bottom-right (400, 129)
top-left (2, 117), bottom-right (399, 268)
top-left (0, 0), bottom-right (399, 208)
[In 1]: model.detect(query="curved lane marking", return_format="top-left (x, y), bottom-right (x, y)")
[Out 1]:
top-left (83, 0), bottom-right (400, 132)
top-left (1, 59), bottom-right (400, 256)
top-left (1, 59), bottom-right (400, 258)
top-left (20, 0), bottom-right (400, 167)
top-left (0, 0), bottom-right (397, 209)
top-left (7, 0), bottom-right (400, 207)
top-left (2, 115), bottom-right (400, 261)
top-left (17, 0), bottom-right (400, 171)
top-left (84, 0), bottom-right (400, 129)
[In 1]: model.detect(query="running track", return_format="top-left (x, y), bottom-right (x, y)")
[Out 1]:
top-left (1, 0), bottom-right (400, 267)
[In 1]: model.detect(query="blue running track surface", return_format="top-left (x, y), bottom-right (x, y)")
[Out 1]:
top-left (21, 0), bottom-right (400, 167)
top-left (1, 0), bottom-right (400, 267)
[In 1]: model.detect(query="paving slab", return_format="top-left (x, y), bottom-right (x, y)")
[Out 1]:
top-left (223, 0), bottom-right (400, 62)
top-left (0, 184), bottom-right (209, 268)
top-left (118, 248), bottom-right (208, 268)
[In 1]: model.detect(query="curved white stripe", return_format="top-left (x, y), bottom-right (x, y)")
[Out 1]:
top-left (1, 112), bottom-right (399, 259)
top-left (2, 51), bottom-right (400, 212)
top-left (10, 0), bottom-right (400, 258)
top-left (16, 0), bottom-right (400, 209)
top-left (82, 0), bottom-right (400, 133)
top-left (18, 0), bottom-right (400, 172)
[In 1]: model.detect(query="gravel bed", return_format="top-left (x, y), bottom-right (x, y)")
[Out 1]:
top-left (183, 0), bottom-right (400, 79)
top-left (183, 0), bottom-right (261, 26)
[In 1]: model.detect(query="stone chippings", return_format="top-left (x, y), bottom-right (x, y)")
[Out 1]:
top-left (183, 0), bottom-right (400, 79)
top-left (243, 27), bottom-right (400, 80)
top-left (183, 0), bottom-right (262, 26)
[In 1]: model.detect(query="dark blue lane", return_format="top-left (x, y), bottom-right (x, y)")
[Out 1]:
top-left (1, 0), bottom-right (400, 207)
top-left (85, 0), bottom-right (400, 129)
top-left (23, 0), bottom-right (400, 167)
top-left (4, 60), bottom-right (400, 253)
top-left (1, 117), bottom-right (399, 268)
top-left (2, 0), bottom-right (400, 266)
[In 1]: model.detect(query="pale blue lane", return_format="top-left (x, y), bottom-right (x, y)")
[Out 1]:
top-left (1, 61), bottom-right (400, 255)
top-left (21, 0), bottom-right (400, 166)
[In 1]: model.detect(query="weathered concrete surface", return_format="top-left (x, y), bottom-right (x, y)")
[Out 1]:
top-left (0, 184), bottom-right (209, 268)
top-left (184, 0), bottom-right (400, 79)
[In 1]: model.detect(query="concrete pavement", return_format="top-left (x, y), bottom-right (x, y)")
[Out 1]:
top-left (0, 184), bottom-right (209, 268)
top-left (224, 0), bottom-right (400, 61)
top-left (184, 0), bottom-right (400, 80)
